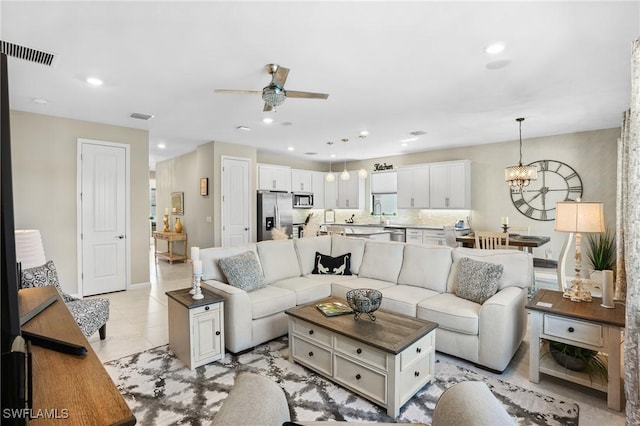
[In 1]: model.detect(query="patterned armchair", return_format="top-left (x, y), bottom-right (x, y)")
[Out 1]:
top-left (20, 260), bottom-right (110, 339)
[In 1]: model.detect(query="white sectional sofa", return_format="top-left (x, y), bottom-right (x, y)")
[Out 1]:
top-left (201, 234), bottom-right (532, 372)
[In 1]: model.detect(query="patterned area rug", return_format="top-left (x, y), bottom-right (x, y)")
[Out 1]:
top-left (104, 337), bottom-right (579, 426)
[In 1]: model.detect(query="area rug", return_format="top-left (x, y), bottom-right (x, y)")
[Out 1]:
top-left (104, 337), bottom-right (579, 426)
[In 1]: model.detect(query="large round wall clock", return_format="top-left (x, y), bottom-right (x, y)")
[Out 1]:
top-left (510, 159), bottom-right (583, 221)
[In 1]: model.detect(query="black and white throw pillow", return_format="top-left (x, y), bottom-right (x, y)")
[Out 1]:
top-left (312, 252), bottom-right (352, 275)
top-left (455, 257), bottom-right (503, 304)
top-left (218, 251), bottom-right (267, 292)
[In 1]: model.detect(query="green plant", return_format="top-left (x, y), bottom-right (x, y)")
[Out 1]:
top-left (585, 228), bottom-right (616, 271)
top-left (542, 340), bottom-right (608, 382)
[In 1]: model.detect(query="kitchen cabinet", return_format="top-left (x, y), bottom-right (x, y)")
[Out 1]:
top-left (429, 160), bottom-right (470, 209)
top-left (324, 178), bottom-right (338, 209)
top-left (337, 171), bottom-right (365, 209)
top-left (312, 171), bottom-right (326, 209)
top-left (371, 170), bottom-right (397, 193)
top-left (292, 169), bottom-right (313, 193)
top-left (397, 165), bottom-right (430, 209)
top-left (258, 163), bottom-right (291, 192)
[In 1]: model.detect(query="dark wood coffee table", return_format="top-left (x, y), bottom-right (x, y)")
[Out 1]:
top-left (285, 296), bottom-right (438, 416)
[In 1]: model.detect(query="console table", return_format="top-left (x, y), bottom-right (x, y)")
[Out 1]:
top-left (18, 286), bottom-right (135, 425)
top-left (526, 289), bottom-right (625, 411)
top-left (153, 231), bottom-right (187, 264)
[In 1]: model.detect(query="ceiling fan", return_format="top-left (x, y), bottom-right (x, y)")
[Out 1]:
top-left (215, 64), bottom-right (329, 111)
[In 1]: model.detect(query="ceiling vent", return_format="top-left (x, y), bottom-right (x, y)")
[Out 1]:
top-left (409, 130), bottom-right (426, 136)
top-left (0, 40), bottom-right (55, 66)
top-left (130, 112), bottom-right (154, 120)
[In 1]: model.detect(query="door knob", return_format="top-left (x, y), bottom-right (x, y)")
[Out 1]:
top-left (116, 235), bottom-right (125, 239)
top-left (244, 228), bottom-right (249, 231)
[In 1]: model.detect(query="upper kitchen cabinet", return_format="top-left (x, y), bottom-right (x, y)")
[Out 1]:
top-left (311, 171), bottom-right (326, 209)
top-left (291, 169), bottom-right (313, 193)
top-left (370, 170), bottom-right (397, 193)
top-left (397, 165), bottom-right (429, 209)
top-left (337, 171), bottom-right (365, 209)
top-left (258, 163), bottom-right (291, 192)
top-left (429, 160), bottom-right (470, 209)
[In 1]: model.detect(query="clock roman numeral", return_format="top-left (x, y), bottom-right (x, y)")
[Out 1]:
top-left (538, 160), bottom-right (549, 171)
top-left (540, 210), bottom-right (547, 221)
top-left (525, 206), bottom-right (534, 217)
top-left (513, 198), bottom-right (526, 208)
top-left (565, 172), bottom-right (578, 180)
top-left (568, 186), bottom-right (582, 193)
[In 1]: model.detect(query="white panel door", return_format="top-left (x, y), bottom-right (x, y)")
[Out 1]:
top-left (222, 157), bottom-right (250, 247)
top-left (81, 142), bottom-right (127, 296)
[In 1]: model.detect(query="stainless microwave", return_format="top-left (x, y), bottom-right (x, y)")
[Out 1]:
top-left (293, 193), bottom-right (314, 208)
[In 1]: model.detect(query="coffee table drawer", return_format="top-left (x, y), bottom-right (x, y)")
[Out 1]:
top-left (544, 314), bottom-right (603, 347)
top-left (334, 354), bottom-right (387, 405)
top-left (335, 334), bottom-right (387, 371)
top-left (399, 351), bottom-right (434, 403)
top-left (400, 331), bottom-right (434, 370)
top-left (291, 318), bottom-right (333, 347)
top-left (291, 335), bottom-right (332, 375)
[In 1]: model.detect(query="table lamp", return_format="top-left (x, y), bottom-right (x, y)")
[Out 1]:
top-left (554, 201), bottom-right (604, 302)
top-left (15, 229), bottom-right (47, 269)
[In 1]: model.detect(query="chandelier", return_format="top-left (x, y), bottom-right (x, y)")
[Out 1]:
top-left (261, 84), bottom-right (286, 107)
top-left (505, 117), bottom-right (537, 189)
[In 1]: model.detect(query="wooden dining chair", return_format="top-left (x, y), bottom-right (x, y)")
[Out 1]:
top-left (475, 231), bottom-right (509, 249)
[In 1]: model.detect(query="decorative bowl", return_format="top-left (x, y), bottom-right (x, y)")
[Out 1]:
top-left (346, 288), bottom-right (382, 321)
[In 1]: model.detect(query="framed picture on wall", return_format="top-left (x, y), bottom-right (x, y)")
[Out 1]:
top-left (200, 178), bottom-right (208, 196)
top-left (324, 209), bottom-right (335, 224)
top-left (171, 192), bottom-right (184, 215)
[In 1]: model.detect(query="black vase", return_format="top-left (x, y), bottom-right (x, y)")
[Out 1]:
top-left (550, 347), bottom-right (591, 371)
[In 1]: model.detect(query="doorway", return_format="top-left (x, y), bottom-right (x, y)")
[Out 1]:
top-left (221, 156), bottom-right (250, 247)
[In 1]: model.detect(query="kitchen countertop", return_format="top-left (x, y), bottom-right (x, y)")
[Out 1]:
top-left (321, 223), bottom-right (471, 231)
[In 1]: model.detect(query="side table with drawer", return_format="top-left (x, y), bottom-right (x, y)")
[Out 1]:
top-left (526, 289), bottom-right (625, 411)
top-left (166, 288), bottom-right (225, 370)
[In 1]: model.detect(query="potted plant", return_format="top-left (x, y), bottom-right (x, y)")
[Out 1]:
top-left (543, 341), bottom-right (608, 383)
top-left (585, 227), bottom-right (616, 283)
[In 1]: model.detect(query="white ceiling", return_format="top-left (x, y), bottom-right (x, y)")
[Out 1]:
top-left (2, 1), bottom-right (638, 170)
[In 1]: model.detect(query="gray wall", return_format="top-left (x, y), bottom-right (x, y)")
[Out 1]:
top-left (10, 111), bottom-right (150, 294)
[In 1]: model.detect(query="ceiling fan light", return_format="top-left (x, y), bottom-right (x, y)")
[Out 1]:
top-left (262, 84), bottom-right (286, 107)
top-left (326, 172), bottom-right (335, 183)
top-left (358, 168), bottom-right (368, 179)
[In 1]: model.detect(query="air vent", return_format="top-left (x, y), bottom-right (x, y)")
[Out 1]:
top-left (130, 112), bottom-right (154, 120)
top-left (0, 40), bottom-right (55, 66)
top-left (304, 152), bottom-right (318, 155)
top-left (409, 130), bottom-right (426, 136)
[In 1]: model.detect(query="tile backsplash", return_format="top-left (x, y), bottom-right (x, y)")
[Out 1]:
top-left (294, 208), bottom-right (471, 228)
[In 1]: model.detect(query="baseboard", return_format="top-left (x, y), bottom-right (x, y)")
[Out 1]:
top-left (129, 281), bottom-right (151, 289)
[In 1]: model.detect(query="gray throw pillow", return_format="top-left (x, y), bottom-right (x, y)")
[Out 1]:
top-left (20, 260), bottom-right (76, 303)
top-left (455, 257), bottom-right (503, 304)
top-left (218, 251), bottom-right (266, 292)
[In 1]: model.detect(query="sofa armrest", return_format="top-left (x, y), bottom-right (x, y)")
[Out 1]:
top-left (202, 280), bottom-right (253, 353)
top-left (478, 286), bottom-right (528, 372)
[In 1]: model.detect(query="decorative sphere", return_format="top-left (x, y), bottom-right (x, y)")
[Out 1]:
top-left (346, 289), bottom-right (382, 321)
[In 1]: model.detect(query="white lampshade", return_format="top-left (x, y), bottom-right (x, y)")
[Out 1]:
top-left (15, 229), bottom-right (46, 269)
top-left (325, 172), bottom-right (335, 182)
top-left (341, 169), bottom-right (350, 181)
top-left (554, 202), bottom-right (604, 233)
top-left (358, 168), bottom-right (368, 179)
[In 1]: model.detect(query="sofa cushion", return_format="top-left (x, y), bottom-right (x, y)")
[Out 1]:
top-left (218, 251), bottom-right (266, 292)
top-left (331, 235), bottom-right (366, 274)
top-left (448, 248), bottom-right (532, 292)
top-left (455, 257), bottom-right (503, 304)
top-left (331, 277), bottom-right (395, 300)
top-left (248, 285), bottom-right (297, 320)
top-left (312, 252), bottom-right (352, 275)
top-left (257, 240), bottom-right (302, 284)
top-left (294, 235), bottom-right (331, 275)
top-left (20, 260), bottom-right (75, 302)
top-left (200, 244), bottom-right (259, 283)
top-left (379, 285), bottom-right (440, 317)
top-left (417, 293), bottom-right (480, 335)
top-left (398, 245), bottom-right (452, 292)
top-left (271, 276), bottom-right (331, 305)
top-left (358, 240), bottom-right (405, 283)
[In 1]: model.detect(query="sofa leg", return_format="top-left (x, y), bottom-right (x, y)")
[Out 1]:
top-left (99, 324), bottom-right (106, 340)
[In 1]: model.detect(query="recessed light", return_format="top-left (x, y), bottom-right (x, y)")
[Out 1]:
top-left (401, 143), bottom-right (408, 147)
top-left (287, 146), bottom-right (294, 151)
top-left (401, 138), bottom-right (418, 143)
top-left (157, 143), bottom-right (166, 149)
top-left (32, 98), bottom-right (48, 104)
top-left (236, 126), bottom-right (252, 131)
top-left (86, 77), bottom-right (103, 86)
top-left (330, 154), bottom-right (336, 158)
top-left (484, 42), bottom-right (505, 55)
top-left (359, 130), bottom-right (369, 138)
top-left (263, 117), bottom-right (274, 124)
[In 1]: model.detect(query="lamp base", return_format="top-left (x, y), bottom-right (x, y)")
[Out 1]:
top-left (563, 279), bottom-right (592, 302)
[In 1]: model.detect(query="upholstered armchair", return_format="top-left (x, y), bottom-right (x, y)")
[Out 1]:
top-left (20, 260), bottom-right (110, 339)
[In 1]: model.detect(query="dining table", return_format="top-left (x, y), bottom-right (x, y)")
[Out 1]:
top-left (456, 233), bottom-right (550, 253)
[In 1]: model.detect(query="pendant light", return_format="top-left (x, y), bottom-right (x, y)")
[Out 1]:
top-left (340, 138), bottom-right (350, 181)
top-left (505, 117), bottom-right (538, 189)
top-left (325, 142), bottom-right (335, 182)
top-left (358, 131), bottom-right (368, 179)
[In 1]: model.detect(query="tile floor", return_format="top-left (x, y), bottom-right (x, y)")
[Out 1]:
top-left (89, 250), bottom-right (626, 426)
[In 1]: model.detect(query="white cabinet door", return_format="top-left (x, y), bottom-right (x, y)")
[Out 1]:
top-left (337, 172), bottom-right (364, 209)
top-left (292, 169), bottom-right (313, 193)
top-left (312, 172), bottom-right (326, 209)
top-left (397, 165), bottom-right (429, 209)
top-left (324, 178), bottom-right (338, 209)
top-left (258, 164), bottom-right (291, 192)
top-left (371, 171), bottom-right (397, 193)
top-left (192, 307), bottom-right (223, 364)
top-left (429, 160), bottom-right (470, 209)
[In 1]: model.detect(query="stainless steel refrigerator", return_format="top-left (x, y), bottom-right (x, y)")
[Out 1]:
top-left (257, 191), bottom-right (293, 241)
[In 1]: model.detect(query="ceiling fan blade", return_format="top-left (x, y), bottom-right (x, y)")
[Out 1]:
top-left (214, 89), bottom-right (262, 95)
top-left (272, 66), bottom-right (289, 88)
top-left (286, 90), bottom-right (329, 100)
top-left (263, 103), bottom-right (274, 112)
